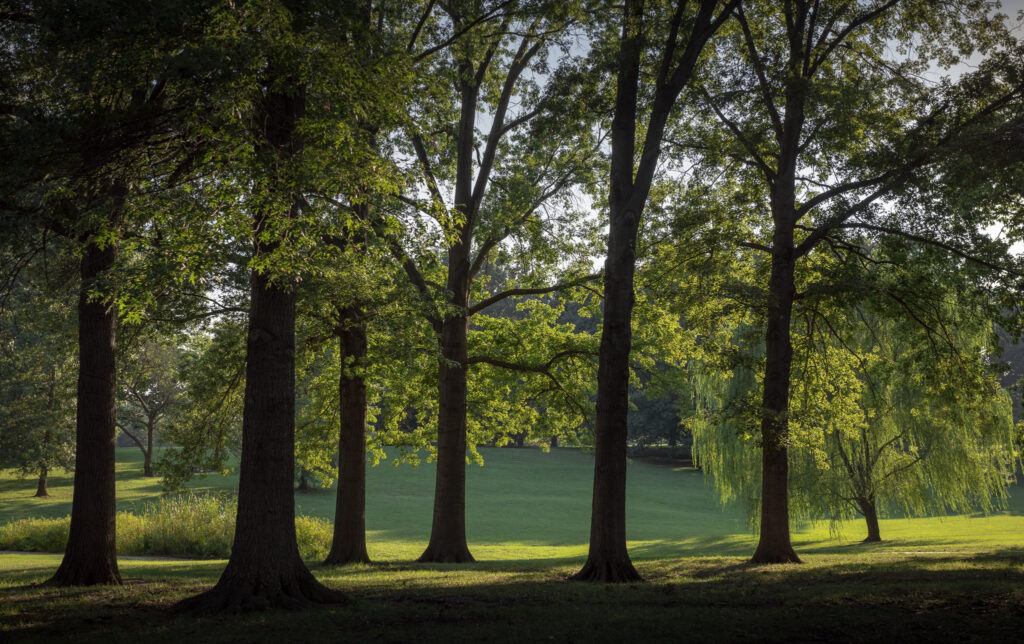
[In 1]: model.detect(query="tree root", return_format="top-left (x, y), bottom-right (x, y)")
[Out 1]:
top-left (47, 560), bottom-right (122, 587)
top-left (416, 544), bottom-right (475, 564)
top-left (569, 558), bottom-right (643, 583)
top-left (175, 567), bottom-right (345, 613)
top-left (749, 545), bottom-right (802, 564)
top-left (323, 549), bottom-right (372, 566)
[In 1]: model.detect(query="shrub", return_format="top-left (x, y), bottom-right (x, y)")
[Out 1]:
top-left (295, 515), bottom-right (333, 561)
top-left (0, 492), bottom-right (334, 560)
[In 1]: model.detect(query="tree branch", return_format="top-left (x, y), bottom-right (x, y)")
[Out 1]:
top-left (467, 273), bottom-right (600, 316)
top-left (808, 0), bottom-right (902, 78)
top-left (736, 3), bottom-right (783, 139)
top-left (472, 34), bottom-right (544, 209)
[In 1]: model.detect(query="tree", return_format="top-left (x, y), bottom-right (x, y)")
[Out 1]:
top-left (0, 254), bottom-right (77, 497)
top-left (391, 0), bottom-right (601, 563)
top-left (1, 0), bottom-right (212, 586)
top-left (573, 0), bottom-right (738, 582)
top-left (157, 318), bottom-right (247, 491)
top-left (692, 292), bottom-right (1018, 543)
top-left (116, 336), bottom-right (184, 476)
top-left (817, 314), bottom-right (1017, 542)
top-left (687, 0), bottom-right (1023, 563)
top-left (176, 0), bottom-right (414, 609)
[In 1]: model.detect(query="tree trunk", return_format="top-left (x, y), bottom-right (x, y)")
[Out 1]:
top-left (750, 230), bottom-right (801, 565)
top-left (49, 240), bottom-right (122, 586)
top-left (858, 497), bottom-right (882, 543)
top-left (177, 265), bottom-right (342, 611)
top-left (571, 198), bottom-right (642, 583)
top-left (325, 313), bottom-right (371, 566)
top-left (176, 83), bottom-right (342, 612)
top-left (571, 0), bottom-right (648, 583)
top-left (419, 314), bottom-right (474, 563)
top-left (35, 466), bottom-right (49, 498)
top-left (141, 418), bottom-right (154, 477)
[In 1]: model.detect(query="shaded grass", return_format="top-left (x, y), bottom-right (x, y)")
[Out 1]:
top-left (6, 448), bottom-right (1024, 640)
top-left (3, 551), bottom-right (1024, 642)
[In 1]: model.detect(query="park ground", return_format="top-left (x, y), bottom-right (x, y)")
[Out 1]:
top-left (2, 448), bottom-right (1024, 641)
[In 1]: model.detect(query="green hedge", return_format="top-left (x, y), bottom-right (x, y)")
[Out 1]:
top-left (0, 492), bottom-right (333, 560)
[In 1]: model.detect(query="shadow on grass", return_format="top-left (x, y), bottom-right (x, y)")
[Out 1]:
top-left (5, 550), bottom-right (1024, 643)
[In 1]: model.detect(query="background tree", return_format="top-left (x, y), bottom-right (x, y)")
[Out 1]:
top-left (692, 288), bottom-right (1018, 543)
top-left (116, 335), bottom-right (184, 477)
top-left (0, 254), bottom-right (77, 497)
top-left (685, 0), bottom-right (1023, 563)
top-left (391, 0), bottom-right (602, 563)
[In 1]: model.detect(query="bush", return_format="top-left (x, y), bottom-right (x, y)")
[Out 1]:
top-left (0, 492), bottom-right (334, 560)
top-left (295, 515), bottom-right (332, 561)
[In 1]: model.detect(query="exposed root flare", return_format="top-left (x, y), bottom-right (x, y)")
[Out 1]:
top-left (323, 551), bottom-right (372, 566)
top-left (47, 563), bottom-right (122, 587)
top-left (174, 569), bottom-right (346, 613)
top-left (416, 544), bottom-right (476, 564)
top-left (749, 546), bottom-right (803, 564)
top-left (569, 558), bottom-right (643, 583)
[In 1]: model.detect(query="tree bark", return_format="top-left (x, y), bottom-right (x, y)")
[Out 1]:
top-left (571, 198), bottom-right (642, 583)
top-left (35, 465), bottom-right (49, 498)
top-left (419, 312), bottom-right (474, 563)
top-left (324, 312), bottom-right (371, 566)
top-left (750, 220), bottom-right (801, 564)
top-left (143, 419), bottom-right (154, 477)
top-left (858, 497), bottom-right (882, 543)
top-left (176, 83), bottom-right (343, 612)
top-left (572, 0), bottom-right (647, 584)
top-left (49, 239), bottom-right (122, 586)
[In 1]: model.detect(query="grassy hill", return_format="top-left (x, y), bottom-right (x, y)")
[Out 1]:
top-left (4, 447), bottom-right (1024, 561)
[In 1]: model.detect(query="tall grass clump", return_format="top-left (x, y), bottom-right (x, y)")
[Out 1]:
top-left (0, 516), bottom-right (69, 553)
top-left (125, 492), bottom-right (237, 558)
top-left (0, 492), bottom-right (333, 560)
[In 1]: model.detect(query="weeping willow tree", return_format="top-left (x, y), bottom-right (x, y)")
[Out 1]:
top-left (692, 297), bottom-right (1018, 542)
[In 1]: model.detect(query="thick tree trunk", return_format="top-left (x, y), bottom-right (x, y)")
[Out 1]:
top-left (177, 267), bottom-right (342, 611)
top-left (751, 228), bottom-right (801, 565)
top-left (571, 200), bottom-right (642, 583)
top-left (35, 466), bottom-right (49, 498)
top-left (177, 83), bottom-right (342, 612)
top-left (858, 497), bottom-right (882, 543)
top-left (325, 314), bottom-right (371, 565)
top-left (49, 240), bottom-right (121, 586)
top-left (419, 314), bottom-right (474, 563)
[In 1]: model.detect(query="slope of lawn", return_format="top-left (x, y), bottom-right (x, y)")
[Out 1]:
top-left (4, 447), bottom-right (1024, 561)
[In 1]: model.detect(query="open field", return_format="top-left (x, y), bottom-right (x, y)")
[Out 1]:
top-left (4, 448), bottom-right (1024, 641)
top-left (5, 447), bottom-right (1024, 559)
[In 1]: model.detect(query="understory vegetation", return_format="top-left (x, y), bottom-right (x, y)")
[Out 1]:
top-left (0, 491), bottom-right (332, 560)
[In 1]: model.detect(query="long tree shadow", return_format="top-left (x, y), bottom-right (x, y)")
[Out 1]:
top-left (6, 551), bottom-right (1024, 643)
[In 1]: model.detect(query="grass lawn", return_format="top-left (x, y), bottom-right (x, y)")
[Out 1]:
top-left (3, 551), bottom-right (1024, 642)
top-left (3, 447), bottom-right (1024, 641)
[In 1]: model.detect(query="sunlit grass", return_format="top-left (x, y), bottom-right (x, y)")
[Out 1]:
top-left (5, 447), bottom-right (1024, 562)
